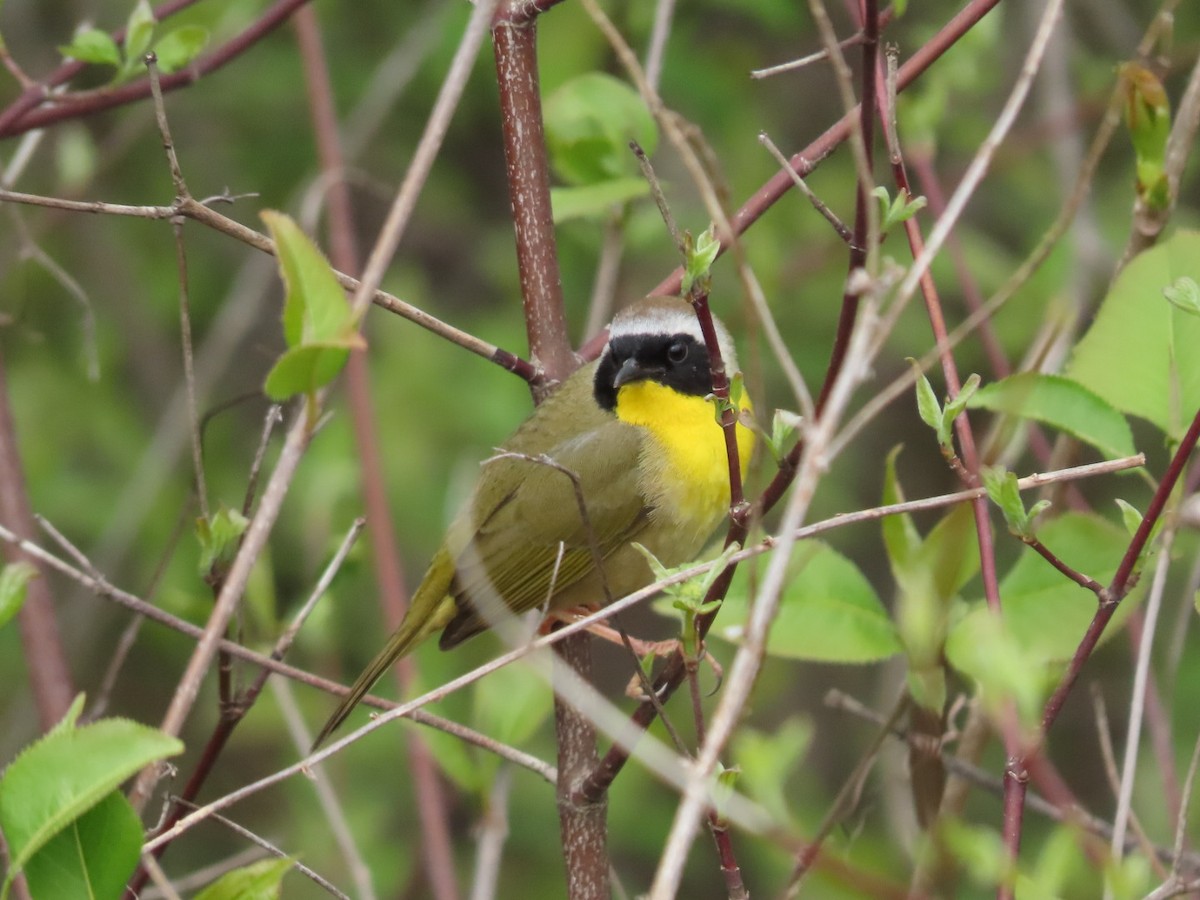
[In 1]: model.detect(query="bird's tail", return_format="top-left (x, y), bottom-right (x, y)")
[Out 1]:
top-left (312, 576), bottom-right (458, 750)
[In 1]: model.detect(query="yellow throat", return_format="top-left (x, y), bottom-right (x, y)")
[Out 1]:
top-left (615, 380), bottom-right (754, 534)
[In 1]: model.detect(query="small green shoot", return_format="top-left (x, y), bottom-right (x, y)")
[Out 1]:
top-left (196, 505), bottom-right (250, 577)
top-left (635, 541), bottom-right (738, 659)
top-left (708, 372), bottom-right (746, 424)
top-left (193, 857), bottom-right (295, 900)
top-left (910, 360), bottom-right (980, 454)
top-left (58, 0), bottom-right (209, 83)
top-left (1119, 63), bottom-right (1171, 212)
top-left (982, 466), bottom-right (1050, 540)
top-left (681, 226), bottom-right (720, 296)
top-left (757, 408), bottom-right (803, 465)
top-left (1114, 499), bottom-right (1164, 579)
top-left (711, 762), bottom-right (740, 823)
top-left (872, 186), bottom-right (928, 234)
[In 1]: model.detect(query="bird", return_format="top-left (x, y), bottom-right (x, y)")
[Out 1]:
top-left (312, 296), bottom-right (755, 748)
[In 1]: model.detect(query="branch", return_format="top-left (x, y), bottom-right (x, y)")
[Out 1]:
top-left (0, 0), bottom-right (312, 138)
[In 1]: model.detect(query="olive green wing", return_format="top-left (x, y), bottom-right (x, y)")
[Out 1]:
top-left (439, 418), bottom-right (649, 645)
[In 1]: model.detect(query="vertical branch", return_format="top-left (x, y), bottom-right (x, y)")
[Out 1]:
top-left (292, 8), bottom-right (460, 900)
top-left (0, 346), bottom-right (75, 730)
top-left (492, 7), bottom-right (573, 392)
top-left (492, 2), bottom-right (606, 897)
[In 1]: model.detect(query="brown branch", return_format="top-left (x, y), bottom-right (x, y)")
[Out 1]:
top-left (491, 1), bottom-right (605, 896)
top-left (0, 187), bottom-right (537, 381)
top-left (0, 0), bottom-right (314, 139)
top-left (492, 9), bottom-right (573, 392)
top-left (1039, 402), bottom-right (1200, 734)
top-left (649, 0), bottom-right (1003, 299)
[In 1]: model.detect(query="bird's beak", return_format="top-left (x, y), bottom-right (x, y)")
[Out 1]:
top-left (613, 357), bottom-right (662, 389)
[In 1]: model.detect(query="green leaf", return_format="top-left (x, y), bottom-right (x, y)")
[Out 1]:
top-left (714, 541), bottom-right (901, 663)
top-left (943, 609), bottom-right (1052, 727)
top-left (915, 501), bottom-right (981, 602)
top-left (682, 227), bottom-right (720, 295)
top-left (123, 0), bottom-right (156, 68)
top-left (1119, 63), bottom-right (1171, 211)
top-left (907, 666), bottom-right (947, 713)
top-left (938, 820), bottom-right (1015, 889)
top-left (21, 791), bottom-right (143, 900)
top-left (0, 711), bottom-right (183, 891)
top-left (983, 466), bottom-right (1036, 537)
top-left (908, 360), bottom-right (947, 445)
top-left (264, 345), bottom-right (352, 401)
top-left (263, 210), bottom-right (360, 347)
top-left (152, 24), bottom-right (209, 74)
top-left (196, 505), bottom-right (250, 575)
top-left (261, 210), bottom-right (363, 401)
top-left (967, 372), bottom-right (1136, 460)
top-left (1067, 231), bottom-right (1200, 438)
top-left (550, 178), bottom-right (649, 222)
top-left (58, 29), bottom-right (121, 67)
top-left (880, 446), bottom-right (923, 575)
top-left (897, 503), bottom-right (979, 668)
top-left (1164, 276), bottom-right (1200, 317)
top-left (947, 512), bottom-right (1141, 675)
top-left (873, 185), bottom-right (927, 231)
top-left (942, 373), bottom-right (980, 425)
top-left (544, 73), bottom-right (657, 186)
top-left (1115, 499), bottom-right (1144, 538)
top-left (0, 561), bottom-right (36, 632)
top-left (193, 857), bottom-right (295, 900)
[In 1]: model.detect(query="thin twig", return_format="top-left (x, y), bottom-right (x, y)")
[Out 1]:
top-left (0, 0), bottom-right (309, 138)
top-left (758, 131), bottom-right (854, 245)
top-left (170, 797), bottom-right (349, 899)
top-left (469, 764), bottom-right (513, 900)
top-left (1091, 687), bottom-right (1167, 882)
top-left (0, 186), bottom-right (536, 381)
top-left (139, 854), bottom-right (183, 900)
top-left (828, 690), bottom-right (1200, 873)
top-left (785, 694), bottom-right (907, 894)
top-left (271, 678), bottom-right (377, 900)
top-left (1112, 535), bottom-right (1178, 877)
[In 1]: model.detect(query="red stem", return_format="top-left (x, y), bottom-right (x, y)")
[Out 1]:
top-left (1040, 405), bottom-right (1200, 735)
top-left (292, 8), bottom-right (461, 899)
top-left (0, 0), bottom-right (314, 138)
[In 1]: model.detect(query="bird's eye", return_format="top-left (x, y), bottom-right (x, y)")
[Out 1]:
top-left (667, 342), bottom-right (688, 364)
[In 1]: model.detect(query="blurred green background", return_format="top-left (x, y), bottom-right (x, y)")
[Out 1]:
top-left (2, 0), bottom-right (1200, 896)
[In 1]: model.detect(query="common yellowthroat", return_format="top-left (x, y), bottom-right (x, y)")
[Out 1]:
top-left (313, 296), bottom-right (754, 747)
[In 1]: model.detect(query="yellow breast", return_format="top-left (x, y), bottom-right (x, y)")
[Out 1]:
top-left (615, 381), bottom-right (755, 539)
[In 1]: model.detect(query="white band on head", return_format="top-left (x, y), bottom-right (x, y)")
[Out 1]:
top-left (609, 297), bottom-right (739, 370)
